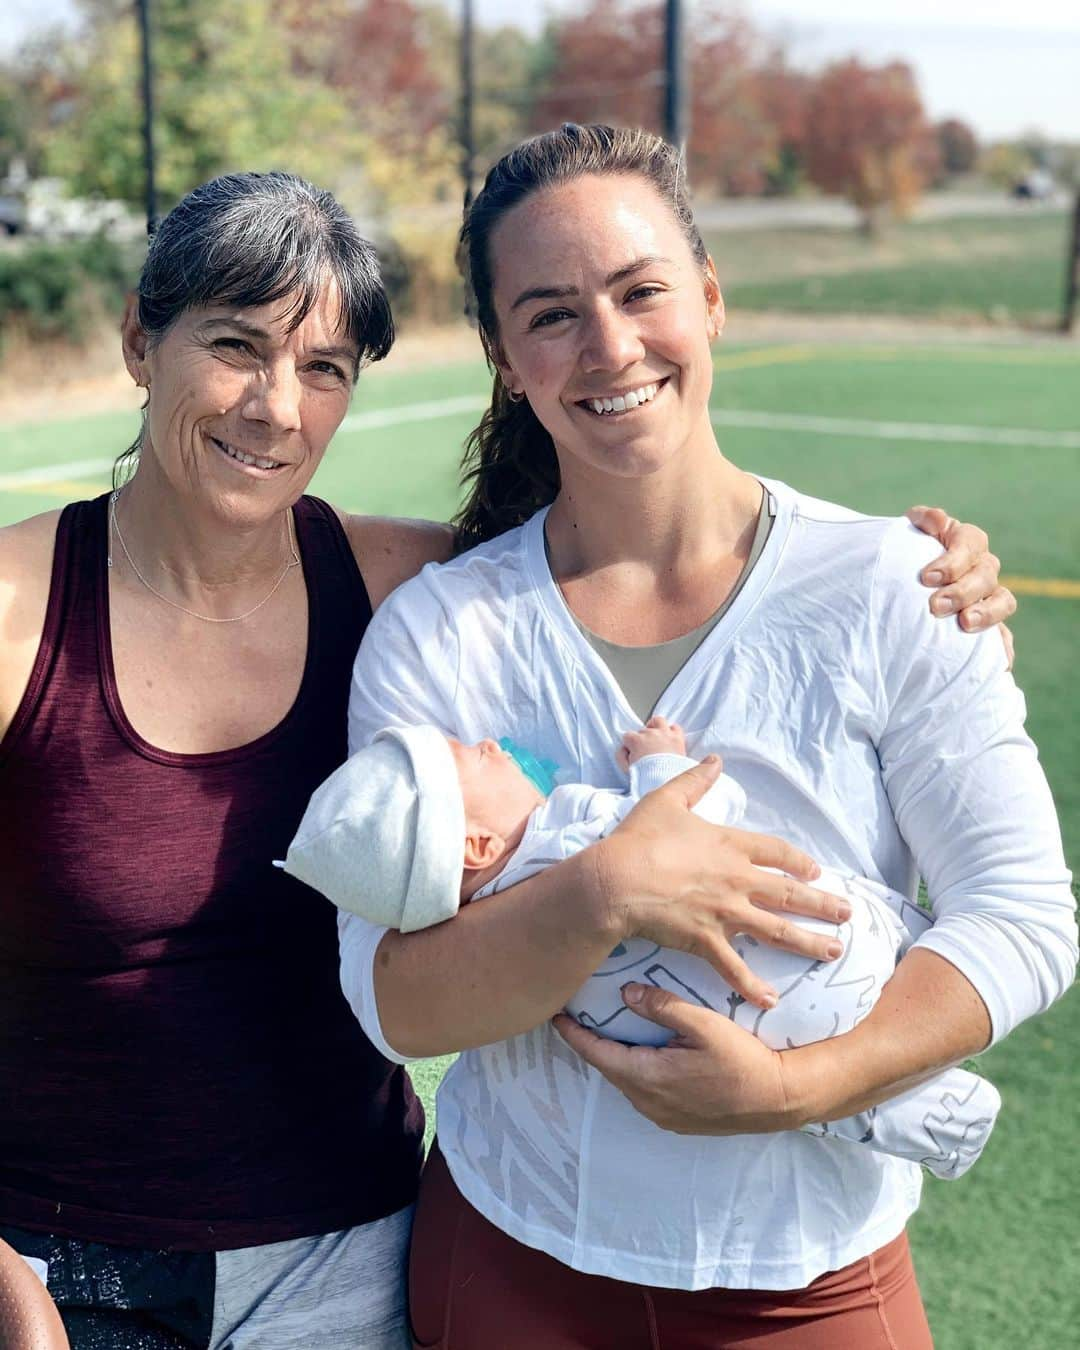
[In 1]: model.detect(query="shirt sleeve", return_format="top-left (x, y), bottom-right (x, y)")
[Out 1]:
top-left (339, 575), bottom-right (462, 1063)
top-left (348, 573), bottom-right (461, 754)
top-left (869, 521), bottom-right (1077, 1045)
top-left (629, 754), bottom-right (747, 826)
top-left (336, 911), bottom-right (416, 1065)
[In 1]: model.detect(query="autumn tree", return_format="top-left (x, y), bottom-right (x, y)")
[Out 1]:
top-left (280, 0), bottom-right (450, 151)
top-left (532, 0), bottom-right (662, 138)
top-left (803, 59), bottom-right (939, 232)
top-left (751, 50), bottom-right (812, 195)
top-left (687, 10), bottom-right (779, 197)
top-left (532, 1), bottom-right (811, 198)
top-left (936, 118), bottom-right (978, 176)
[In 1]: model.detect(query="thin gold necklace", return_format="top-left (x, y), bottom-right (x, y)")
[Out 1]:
top-left (107, 489), bottom-right (301, 624)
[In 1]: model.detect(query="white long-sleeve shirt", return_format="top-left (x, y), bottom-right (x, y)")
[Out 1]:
top-left (340, 479), bottom-right (1075, 1291)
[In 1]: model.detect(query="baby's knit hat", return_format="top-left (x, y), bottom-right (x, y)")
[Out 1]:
top-left (279, 725), bottom-right (465, 931)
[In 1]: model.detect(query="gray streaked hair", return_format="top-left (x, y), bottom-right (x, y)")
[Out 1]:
top-left (116, 171), bottom-right (393, 486)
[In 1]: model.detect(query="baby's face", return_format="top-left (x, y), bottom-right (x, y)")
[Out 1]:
top-left (447, 738), bottom-right (544, 835)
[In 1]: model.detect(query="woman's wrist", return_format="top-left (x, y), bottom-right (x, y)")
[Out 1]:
top-left (777, 972), bottom-right (982, 1127)
top-left (777, 1040), bottom-right (855, 1128)
top-left (582, 834), bottom-right (634, 947)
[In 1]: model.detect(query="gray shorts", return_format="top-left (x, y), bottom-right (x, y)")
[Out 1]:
top-left (3, 1205), bottom-right (413, 1349)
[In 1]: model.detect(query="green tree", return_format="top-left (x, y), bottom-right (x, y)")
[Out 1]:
top-left (45, 0), bottom-right (363, 209)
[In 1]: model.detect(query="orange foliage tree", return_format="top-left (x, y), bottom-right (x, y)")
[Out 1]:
top-left (280, 0), bottom-right (449, 147)
top-left (532, 0), bottom-right (805, 197)
top-left (803, 59), bottom-right (940, 231)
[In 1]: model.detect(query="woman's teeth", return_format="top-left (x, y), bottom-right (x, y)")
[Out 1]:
top-left (215, 437), bottom-right (281, 470)
top-left (587, 382), bottom-right (661, 416)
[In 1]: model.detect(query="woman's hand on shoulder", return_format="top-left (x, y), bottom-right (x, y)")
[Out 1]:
top-left (339, 511), bottom-right (455, 610)
top-left (596, 757), bottom-right (852, 1011)
top-left (554, 989), bottom-right (797, 1135)
top-left (906, 505), bottom-right (1016, 666)
top-left (0, 510), bottom-right (64, 738)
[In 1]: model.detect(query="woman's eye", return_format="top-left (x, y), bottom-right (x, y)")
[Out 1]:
top-left (310, 361), bottom-right (347, 380)
top-left (214, 337), bottom-right (252, 354)
top-left (529, 308), bottom-right (572, 330)
top-left (627, 285), bottom-right (664, 303)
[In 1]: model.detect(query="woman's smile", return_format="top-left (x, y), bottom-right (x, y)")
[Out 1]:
top-left (208, 432), bottom-right (289, 475)
top-left (576, 376), bottom-right (668, 418)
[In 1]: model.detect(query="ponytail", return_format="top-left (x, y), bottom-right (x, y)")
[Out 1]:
top-left (453, 377), bottom-right (560, 552)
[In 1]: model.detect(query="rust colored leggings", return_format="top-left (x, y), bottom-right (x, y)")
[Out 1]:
top-left (410, 1143), bottom-right (934, 1349)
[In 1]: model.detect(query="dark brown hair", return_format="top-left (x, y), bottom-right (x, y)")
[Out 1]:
top-left (453, 124), bottom-right (706, 551)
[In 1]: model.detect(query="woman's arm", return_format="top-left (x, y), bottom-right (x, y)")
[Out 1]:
top-left (340, 584), bottom-right (854, 1059)
top-left (342, 504), bottom-right (1015, 630)
top-left (340, 515), bottom-right (1027, 1062)
top-left (343, 759), bottom-right (850, 1059)
top-left (338, 511), bottom-right (454, 609)
top-left (0, 511), bottom-right (62, 742)
top-left (555, 521), bottom-right (1073, 1133)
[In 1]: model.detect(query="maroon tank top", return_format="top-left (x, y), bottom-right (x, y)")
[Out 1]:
top-left (0, 494), bottom-right (423, 1251)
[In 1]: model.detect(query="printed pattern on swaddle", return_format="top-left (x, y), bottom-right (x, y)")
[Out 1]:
top-left (565, 868), bottom-right (907, 1049)
top-left (564, 868), bottom-right (1001, 1180)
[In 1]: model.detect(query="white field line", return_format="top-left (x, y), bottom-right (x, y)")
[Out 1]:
top-left (6, 399), bottom-right (1077, 495)
top-left (342, 393), bottom-right (1080, 450)
top-left (340, 394), bottom-right (487, 432)
top-left (0, 457), bottom-right (117, 490)
top-left (709, 408), bottom-right (1080, 450)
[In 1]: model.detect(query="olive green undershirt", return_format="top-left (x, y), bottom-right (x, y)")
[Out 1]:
top-left (555, 490), bottom-right (775, 724)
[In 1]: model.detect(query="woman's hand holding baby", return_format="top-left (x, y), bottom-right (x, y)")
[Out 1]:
top-left (554, 986), bottom-right (795, 1135)
top-left (596, 757), bottom-right (852, 1011)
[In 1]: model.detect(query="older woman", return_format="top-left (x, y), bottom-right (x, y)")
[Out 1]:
top-left (0, 168), bottom-right (1014, 1349)
top-left (339, 127), bottom-right (1076, 1349)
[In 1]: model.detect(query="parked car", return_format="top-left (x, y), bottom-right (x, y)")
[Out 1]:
top-left (0, 193), bottom-right (26, 235)
top-left (25, 179), bottom-right (141, 239)
top-left (1011, 169), bottom-right (1055, 200)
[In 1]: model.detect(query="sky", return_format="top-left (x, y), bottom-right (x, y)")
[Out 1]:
top-left (3, 0), bottom-right (1078, 141)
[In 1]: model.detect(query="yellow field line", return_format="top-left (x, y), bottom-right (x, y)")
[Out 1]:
top-left (1001, 575), bottom-right (1080, 599)
top-left (714, 345), bottom-right (817, 371)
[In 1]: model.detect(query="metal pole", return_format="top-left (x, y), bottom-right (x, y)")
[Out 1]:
top-left (1062, 189), bottom-right (1080, 335)
top-left (663, 0), bottom-right (687, 153)
top-left (135, 0), bottom-right (157, 235)
top-left (460, 0), bottom-right (476, 210)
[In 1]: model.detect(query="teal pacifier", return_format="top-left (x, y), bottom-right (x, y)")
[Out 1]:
top-left (498, 738), bottom-right (559, 797)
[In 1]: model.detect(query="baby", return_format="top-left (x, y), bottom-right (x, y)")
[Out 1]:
top-left (281, 718), bottom-right (1000, 1180)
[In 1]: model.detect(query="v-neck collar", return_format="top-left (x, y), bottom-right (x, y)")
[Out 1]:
top-left (522, 480), bottom-right (793, 727)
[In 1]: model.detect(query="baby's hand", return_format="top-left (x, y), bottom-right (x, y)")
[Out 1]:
top-left (618, 715), bottom-right (689, 771)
